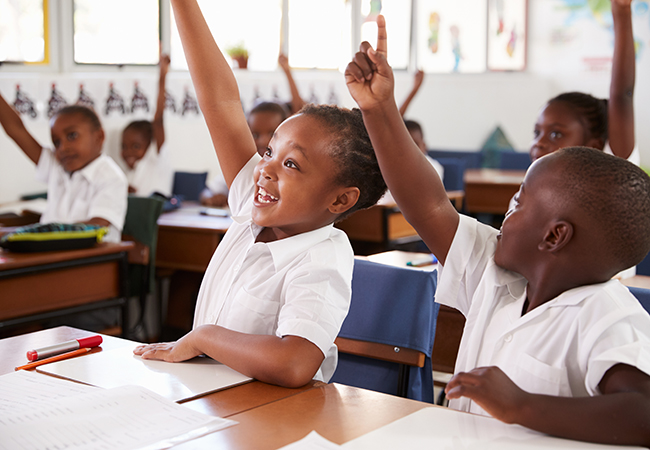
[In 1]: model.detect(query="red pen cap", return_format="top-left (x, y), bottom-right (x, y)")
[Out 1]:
top-left (26, 350), bottom-right (38, 361)
top-left (77, 335), bottom-right (103, 348)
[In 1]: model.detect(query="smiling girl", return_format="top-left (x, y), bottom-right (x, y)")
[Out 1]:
top-left (133, 0), bottom-right (386, 387)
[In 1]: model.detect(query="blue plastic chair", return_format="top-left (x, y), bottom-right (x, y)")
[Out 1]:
top-left (627, 286), bottom-right (650, 314)
top-left (330, 259), bottom-right (439, 403)
top-left (635, 252), bottom-right (650, 276)
top-left (434, 157), bottom-right (466, 192)
top-left (498, 151), bottom-right (532, 170)
top-left (172, 171), bottom-right (208, 202)
top-left (428, 149), bottom-right (483, 169)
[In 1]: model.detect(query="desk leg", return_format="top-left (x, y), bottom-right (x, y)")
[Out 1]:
top-left (119, 251), bottom-right (130, 339)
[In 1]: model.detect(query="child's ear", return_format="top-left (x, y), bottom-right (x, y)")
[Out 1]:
top-left (539, 220), bottom-right (573, 253)
top-left (95, 128), bottom-right (106, 147)
top-left (329, 187), bottom-right (360, 215)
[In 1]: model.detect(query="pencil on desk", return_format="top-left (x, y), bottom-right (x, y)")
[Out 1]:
top-left (15, 347), bottom-right (92, 371)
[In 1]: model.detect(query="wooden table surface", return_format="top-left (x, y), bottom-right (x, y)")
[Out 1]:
top-left (464, 169), bottom-right (525, 215)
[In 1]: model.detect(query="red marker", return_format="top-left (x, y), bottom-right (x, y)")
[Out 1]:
top-left (26, 335), bottom-right (103, 361)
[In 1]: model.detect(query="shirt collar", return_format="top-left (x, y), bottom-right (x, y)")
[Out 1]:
top-left (69, 154), bottom-right (104, 182)
top-left (494, 265), bottom-right (528, 300)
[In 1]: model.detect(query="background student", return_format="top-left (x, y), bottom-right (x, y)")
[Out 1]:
top-left (345, 15), bottom-right (650, 446)
top-left (135, 0), bottom-right (386, 388)
top-left (0, 94), bottom-right (127, 242)
top-left (120, 51), bottom-right (174, 197)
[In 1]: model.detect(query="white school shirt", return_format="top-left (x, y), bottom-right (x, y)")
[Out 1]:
top-left (192, 154), bottom-right (353, 382)
top-left (124, 142), bottom-right (173, 197)
top-left (36, 148), bottom-right (128, 243)
top-left (436, 214), bottom-right (650, 416)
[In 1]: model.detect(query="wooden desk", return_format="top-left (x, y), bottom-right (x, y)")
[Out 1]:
top-left (156, 204), bottom-right (231, 273)
top-left (0, 242), bottom-right (133, 333)
top-left (621, 275), bottom-right (650, 290)
top-left (464, 169), bottom-right (525, 215)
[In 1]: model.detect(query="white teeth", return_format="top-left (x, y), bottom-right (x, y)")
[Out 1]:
top-left (257, 186), bottom-right (278, 203)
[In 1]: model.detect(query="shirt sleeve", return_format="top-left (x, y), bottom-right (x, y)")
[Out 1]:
top-left (276, 244), bottom-right (353, 358)
top-left (87, 166), bottom-right (128, 233)
top-left (228, 154), bottom-right (260, 218)
top-left (436, 215), bottom-right (499, 316)
top-left (35, 147), bottom-right (55, 184)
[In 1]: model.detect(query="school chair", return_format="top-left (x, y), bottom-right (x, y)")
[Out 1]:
top-left (121, 195), bottom-right (165, 340)
top-left (427, 149), bottom-right (483, 169)
top-left (635, 251), bottom-right (650, 277)
top-left (627, 286), bottom-right (650, 314)
top-left (434, 157), bottom-right (466, 192)
top-left (172, 171), bottom-right (208, 202)
top-left (498, 151), bottom-right (532, 171)
top-left (330, 258), bottom-right (439, 403)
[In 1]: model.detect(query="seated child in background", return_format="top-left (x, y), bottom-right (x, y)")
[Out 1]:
top-left (121, 52), bottom-right (174, 197)
top-left (201, 54), bottom-right (305, 207)
top-left (345, 16), bottom-right (650, 446)
top-left (531, 0), bottom-right (637, 164)
top-left (0, 95), bottom-right (127, 242)
top-left (135, 0), bottom-right (386, 388)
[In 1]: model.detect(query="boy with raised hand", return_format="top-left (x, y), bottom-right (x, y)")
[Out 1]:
top-left (345, 15), bottom-right (650, 447)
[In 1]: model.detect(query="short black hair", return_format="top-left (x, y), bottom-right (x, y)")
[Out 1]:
top-left (250, 102), bottom-right (289, 121)
top-left (124, 120), bottom-right (153, 144)
top-left (549, 92), bottom-right (608, 148)
top-left (53, 105), bottom-right (102, 131)
top-left (554, 147), bottom-right (650, 270)
top-left (404, 119), bottom-right (423, 135)
top-left (298, 104), bottom-right (387, 221)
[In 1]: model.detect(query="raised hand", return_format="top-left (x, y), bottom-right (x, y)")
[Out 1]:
top-left (344, 15), bottom-right (394, 111)
top-left (445, 366), bottom-right (529, 424)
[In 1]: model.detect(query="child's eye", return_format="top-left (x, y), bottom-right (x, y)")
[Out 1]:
top-left (284, 160), bottom-right (298, 169)
top-left (533, 129), bottom-right (540, 138)
top-left (67, 132), bottom-right (78, 141)
top-left (550, 131), bottom-right (562, 140)
top-left (264, 148), bottom-right (272, 157)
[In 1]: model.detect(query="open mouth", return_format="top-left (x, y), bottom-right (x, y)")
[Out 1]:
top-left (256, 186), bottom-right (279, 204)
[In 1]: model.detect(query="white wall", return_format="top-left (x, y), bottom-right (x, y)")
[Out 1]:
top-left (1, 0), bottom-right (649, 204)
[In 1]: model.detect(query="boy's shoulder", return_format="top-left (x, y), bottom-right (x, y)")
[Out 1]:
top-left (84, 154), bottom-right (128, 185)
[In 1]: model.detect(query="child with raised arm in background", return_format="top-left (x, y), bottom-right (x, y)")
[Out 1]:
top-left (121, 51), bottom-right (174, 197)
top-left (200, 54), bottom-right (304, 207)
top-left (134, 0), bottom-right (386, 388)
top-left (345, 15), bottom-right (650, 447)
top-left (0, 94), bottom-right (127, 242)
top-left (531, 0), bottom-right (636, 164)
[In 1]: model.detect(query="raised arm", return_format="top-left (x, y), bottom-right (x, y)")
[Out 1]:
top-left (608, 0), bottom-right (635, 159)
top-left (345, 16), bottom-right (458, 264)
top-left (170, 0), bottom-right (256, 186)
top-left (152, 49), bottom-right (170, 153)
top-left (278, 53), bottom-right (305, 114)
top-left (0, 92), bottom-right (42, 164)
top-left (398, 69), bottom-right (424, 117)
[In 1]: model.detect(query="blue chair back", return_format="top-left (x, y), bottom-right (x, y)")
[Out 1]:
top-left (331, 259), bottom-right (439, 402)
top-left (434, 157), bottom-right (466, 191)
top-left (635, 252), bottom-right (650, 276)
top-left (428, 149), bottom-right (483, 169)
top-left (498, 151), bottom-right (532, 170)
top-left (627, 286), bottom-right (650, 314)
top-left (172, 171), bottom-right (208, 202)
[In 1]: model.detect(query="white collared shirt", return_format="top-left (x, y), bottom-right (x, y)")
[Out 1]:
top-left (437, 215), bottom-right (650, 416)
top-left (124, 142), bottom-right (173, 197)
top-left (36, 149), bottom-right (128, 243)
top-left (193, 154), bottom-right (353, 382)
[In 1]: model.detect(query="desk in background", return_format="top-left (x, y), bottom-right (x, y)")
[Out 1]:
top-left (0, 242), bottom-right (133, 336)
top-left (464, 169), bottom-right (525, 215)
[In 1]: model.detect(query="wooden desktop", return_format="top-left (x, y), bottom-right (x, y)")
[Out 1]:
top-left (463, 169), bottom-right (525, 215)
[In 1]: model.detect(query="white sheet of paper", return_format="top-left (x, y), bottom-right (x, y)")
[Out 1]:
top-left (37, 345), bottom-right (252, 402)
top-left (277, 431), bottom-right (342, 450)
top-left (0, 384), bottom-right (235, 450)
top-left (0, 370), bottom-right (98, 415)
top-left (341, 407), bottom-right (646, 450)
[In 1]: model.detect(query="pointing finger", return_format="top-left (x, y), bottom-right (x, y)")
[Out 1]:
top-left (376, 15), bottom-right (387, 57)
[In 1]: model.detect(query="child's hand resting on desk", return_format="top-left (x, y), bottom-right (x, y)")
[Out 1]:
top-left (344, 15), bottom-right (394, 111)
top-left (133, 330), bottom-right (203, 362)
top-left (445, 366), bottom-right (529, 424)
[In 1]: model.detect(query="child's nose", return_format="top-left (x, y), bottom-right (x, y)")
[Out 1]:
top-left (259, 161), bottom-right (277, 180)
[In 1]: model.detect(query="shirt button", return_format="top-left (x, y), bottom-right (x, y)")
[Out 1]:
top-left (504, 334), bottom-right (513, 343)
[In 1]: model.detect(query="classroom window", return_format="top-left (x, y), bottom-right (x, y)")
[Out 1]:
top-left (170, 0), bottom-right (283, 72)
top-left (359, 0), bottom-right (411, 70)
top-left (287, 0), bottom-right (350, 70)
top-left (0, 0), bottom-right (47, 64)
top-left (73, 0), bottom-right (160, 65)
